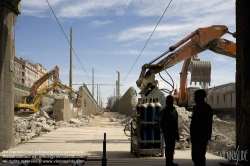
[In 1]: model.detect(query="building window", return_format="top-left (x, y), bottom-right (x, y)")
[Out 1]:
top-left (224, 95), bottom-right (226, 102)
top-left (231, 94), bottom-right (233, 102)
top-left (217, 96), bottom-right (219, 103)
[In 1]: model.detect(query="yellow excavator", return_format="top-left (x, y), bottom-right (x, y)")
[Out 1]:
top-left (136, 25), bottom-right (236, 108)
top-left (14, 66), bottom-right (81, 113)
top-left (14, 81), bottom-right (78, 113)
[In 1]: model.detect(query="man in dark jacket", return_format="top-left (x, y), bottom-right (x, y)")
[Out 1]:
top-left (190, 89), bottom-right (213, 166)
top-left (160, 95), bottom-right (179, 166)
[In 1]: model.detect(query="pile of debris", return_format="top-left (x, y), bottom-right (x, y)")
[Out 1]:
top-left (12, 113), bottom-right (96, 148)
top-left (109, 114), bottom-right (131, 123)
top-left (174, 106), bottom-right (236, 155)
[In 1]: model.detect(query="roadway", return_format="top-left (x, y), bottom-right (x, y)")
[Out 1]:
top-left (0, 112), bottom-right (227, 166)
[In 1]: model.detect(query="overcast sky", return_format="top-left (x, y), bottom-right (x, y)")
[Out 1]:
top-left (15, 0), bottom-right (236, 107)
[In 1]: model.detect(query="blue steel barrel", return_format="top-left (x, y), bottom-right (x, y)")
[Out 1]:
top-left (154, 97), bottom-right (162, 148)
top-left (147, 97), bottom-right (155, 122)
top-left (155, 97), bottom-right (161, 120)
top-left (139, 99), bottom-right (147, 123)
top-left (139, 99), bottom-right (147, 149)
top-left (146, 97), bottom-right (155, 148)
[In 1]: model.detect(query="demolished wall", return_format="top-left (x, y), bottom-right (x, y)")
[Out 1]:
top-left (79, 85), bottom-right (100, 115)
top-left (110, 87), bottom-right (137, 116)
top-left (53, 95), bottom-right (80, 121)
top-left (52, 85), bottom-right (100, 121)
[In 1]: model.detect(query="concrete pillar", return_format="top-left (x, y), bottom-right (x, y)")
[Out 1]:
top-left (0, 4), bottom-right (18, 151)
top-left (236, 1), bottom-right (250, 164)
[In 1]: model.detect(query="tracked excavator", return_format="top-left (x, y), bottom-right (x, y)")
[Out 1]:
top-left (22, 66), bottom-right (59, 105)
top-left (14, 66), bottom-right (81, 113)
top-left (14, 81), bottom-right (79, 113)
top-left (136, 25), bottom-right (236, 108)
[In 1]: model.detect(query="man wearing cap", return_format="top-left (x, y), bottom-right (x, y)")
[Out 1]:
top-left (160, 95), bottom-right (179, 166)
top-left (190, 89), bottom-right (213, 166)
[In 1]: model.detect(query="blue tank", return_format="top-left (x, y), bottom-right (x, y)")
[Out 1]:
top-left (154, 98), bottom-right (162, 148)
top-left (147, 97), bottom-right (155, 122)
top-left (139, 99), bottom-right (147, 124)
top-left (145, 97), bottom-right (155, 148)
top-left (139, 99), bottom-right (147, 149)
top-left (155, 97), bottom-right (161, 120)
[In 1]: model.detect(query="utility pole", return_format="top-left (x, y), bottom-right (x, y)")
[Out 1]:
top-left (97, 85), bottom-right (98, 105)
top-left (117, 71), bottom-right (120, 99)
top-left (116, 80), bottom-right (118, 100)
top-left (99, 85), bottom-right (101, 105)
top-left (69, 27), bottom-right (72, 88)
top-left (116, 71), bottom-right (120, 113)
top-left (92, 68), bottom-right (94, 98)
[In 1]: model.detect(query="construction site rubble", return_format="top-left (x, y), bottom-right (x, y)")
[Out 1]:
top-left (12, 105), bottom-right (235, 158)
top-left (174, 105), bottom-right (236, 155)
top-left (12, 112), bottom-right (99, 148)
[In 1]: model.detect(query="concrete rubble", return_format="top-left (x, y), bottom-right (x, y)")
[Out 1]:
top-left (174, 105), bottom-right (236, 156)
top-left (12, 112), bottom-right (100, 148)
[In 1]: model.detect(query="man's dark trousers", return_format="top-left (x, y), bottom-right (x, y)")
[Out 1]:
top-left (191, 139), bottom-right (208, 166)
top-left (164, 135), bottom-right (175, 165)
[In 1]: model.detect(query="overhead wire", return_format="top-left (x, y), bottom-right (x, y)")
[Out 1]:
top-left (34, 38), bottom-right (63, 52)
top-left (45, 0), bottom-right (92, 83)
top-left (211, 70), bottom-right (235, 78)
top-left (121, 0), bottom-right (173, 85)
top-left (212, 60), bottom-right (235, 70)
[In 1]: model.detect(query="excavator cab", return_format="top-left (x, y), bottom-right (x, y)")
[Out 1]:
top-left (22, 96), bottom-right (33, 104)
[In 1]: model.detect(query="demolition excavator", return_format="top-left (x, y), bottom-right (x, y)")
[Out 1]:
top-left (14, 81), bottom-right (76, 113)
top-left (136, 25), bottom-right (236, 108)
top-left (23, 66), bottom-right (59, 105)
top-left (14, 66), bottom-right (81, 113)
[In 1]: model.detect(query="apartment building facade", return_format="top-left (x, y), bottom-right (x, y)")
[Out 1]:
top-left (14, 56), bottom-right (53, 93)
top-left (205, 82), bottom-right (236, 118)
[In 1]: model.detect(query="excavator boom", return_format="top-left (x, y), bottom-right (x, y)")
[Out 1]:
top-left (30, 66), bottom-right (59, 97)
top-left (14, 81), bottom-right (77, 113)
top-left (136, 25), bottom-right (236, 107)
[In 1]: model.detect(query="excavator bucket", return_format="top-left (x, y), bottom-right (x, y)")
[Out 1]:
top-left (189, 60), bottom-right (211, 86)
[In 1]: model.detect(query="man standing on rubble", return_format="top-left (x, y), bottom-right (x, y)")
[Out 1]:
top-left (160, 95), bottom-right (179, 166)
top-left (190, 89), bottom-right (213, 166)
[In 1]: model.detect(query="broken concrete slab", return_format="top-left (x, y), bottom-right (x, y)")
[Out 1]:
top-left (42, 124), bottom-right (53, 132)
top-left (69, 118), bottom-right (82, 124)
top-left (110, 117), bottom-right (116, 122)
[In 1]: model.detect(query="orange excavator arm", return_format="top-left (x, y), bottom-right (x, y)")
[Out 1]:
top-left (136, 25), bottom-right (236, 106)
top-left (178, 38), bottom-right (236, 106)
top-left (30, 66), bottom-right (59, 97)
